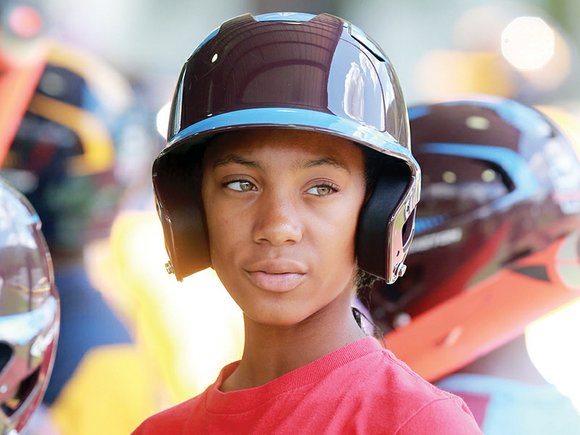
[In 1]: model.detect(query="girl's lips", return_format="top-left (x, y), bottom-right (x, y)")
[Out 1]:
top-left (245, 270), bottom-right (306, 292)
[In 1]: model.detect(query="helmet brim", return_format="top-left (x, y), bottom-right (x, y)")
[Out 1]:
top-left (165, 107), bottom-right (417, 171)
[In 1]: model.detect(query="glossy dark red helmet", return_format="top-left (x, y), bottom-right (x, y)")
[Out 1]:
top-left (153, 12), bottom-right (421, 282)
top-left (366, 96), bottom-right (580, 332)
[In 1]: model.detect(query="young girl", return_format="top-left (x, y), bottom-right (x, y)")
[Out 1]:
top-left (133, 12), bottom-right (481, 434)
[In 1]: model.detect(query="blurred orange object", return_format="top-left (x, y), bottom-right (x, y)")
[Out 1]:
top-left (387, 231), bottom-right (580, 382)
top-left (0, 55), bottom-right (44, 164)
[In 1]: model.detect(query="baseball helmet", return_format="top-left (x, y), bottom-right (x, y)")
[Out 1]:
top-left (364, 96), bottom-right (580, 380)
top-left (0, 177), bottom-right (59, 434)
top-left (153, 12), bottom-right (421, 283)
top-left (1, 41), bottom-right (134, 257)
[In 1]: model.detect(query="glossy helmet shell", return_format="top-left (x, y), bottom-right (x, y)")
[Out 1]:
top-left (1, 41), bottom-right (134, 256)
top-left (0, 177), bottom-right (59, 434)
top-left (153, 12), bottom-right (421, 282)
top-left (367, 96), bottom-right (580, 331)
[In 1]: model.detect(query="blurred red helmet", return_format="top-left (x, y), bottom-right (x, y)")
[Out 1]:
top-left (0, 177), bottom-right (59, 433)
top-left (363, 96), bottom-right (580, 380)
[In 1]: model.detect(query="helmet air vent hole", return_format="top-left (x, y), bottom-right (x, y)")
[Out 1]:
top-left (402, 210), bottom-right (415, 245)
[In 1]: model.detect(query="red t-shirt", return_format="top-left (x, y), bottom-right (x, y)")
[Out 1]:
top-left (133, 337), bottom-right (481, 434)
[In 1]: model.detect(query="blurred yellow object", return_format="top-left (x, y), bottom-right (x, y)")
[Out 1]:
top-left (87, 210), bottom-right (244, 408)
top-left (50, 344), bottom-right (163, 435)
top-left (414, 50), bottom-right (515, 100)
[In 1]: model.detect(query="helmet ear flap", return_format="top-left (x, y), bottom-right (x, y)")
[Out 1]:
top-left (356, 160), bottom-right (412, 282)
top-left (153, 146), bottom-right (210, 281)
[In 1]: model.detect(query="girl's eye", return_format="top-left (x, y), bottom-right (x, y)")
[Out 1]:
top-left (305, 183), bottom-right (338, 197)
top-left (225, 180), bottom-right (256, 192)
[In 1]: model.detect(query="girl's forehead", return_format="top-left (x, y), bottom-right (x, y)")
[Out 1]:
top-left (204, 128), bottom-right (363, 167)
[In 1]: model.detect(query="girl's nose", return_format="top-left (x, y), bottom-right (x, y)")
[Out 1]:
top-left (252, 193), bottom-right (303, 246)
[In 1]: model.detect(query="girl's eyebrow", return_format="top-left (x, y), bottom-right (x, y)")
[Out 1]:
top-left (213, 154), bottom-right (349, 172)
top-left (302, 157), bottom-right (349, 172)
top-left (213, 154), bottom-right (261, 169)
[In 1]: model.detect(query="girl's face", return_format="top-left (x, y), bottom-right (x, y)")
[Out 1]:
top-left (201, 129), bottom-right (366, 326)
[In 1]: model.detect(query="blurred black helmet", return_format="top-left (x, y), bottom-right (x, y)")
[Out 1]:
top-left (1, 42), bottom-right (134, 257)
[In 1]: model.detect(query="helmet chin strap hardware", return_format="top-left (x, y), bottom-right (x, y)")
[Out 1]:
top-left (404, 202), bottom-right (412, 219)
top-left (165, 261), bottom-right (175, 275)
top-left (394, 262), bottom-right (407, 278)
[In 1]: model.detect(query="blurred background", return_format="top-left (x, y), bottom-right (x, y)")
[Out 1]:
top-left (3, 0), bottom-right (579, 433)
top-left (40, 0), bottom-right (580, 109)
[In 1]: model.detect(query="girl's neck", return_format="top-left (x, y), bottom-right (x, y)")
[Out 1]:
top-left (220, 296), bottom-right (366, 392)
